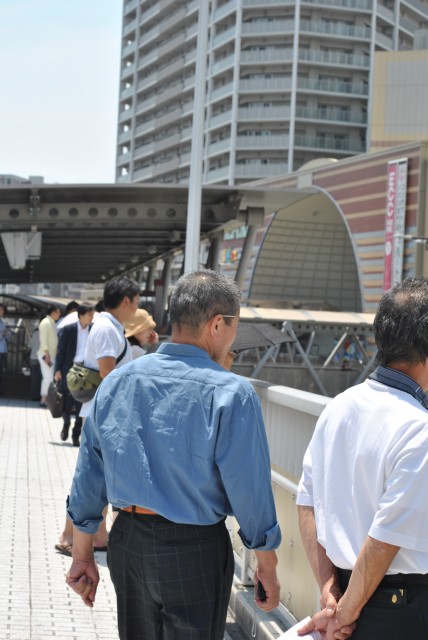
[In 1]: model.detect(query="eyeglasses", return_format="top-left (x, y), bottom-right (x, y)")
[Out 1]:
top-left (220, 315), bottom-right (236, 319)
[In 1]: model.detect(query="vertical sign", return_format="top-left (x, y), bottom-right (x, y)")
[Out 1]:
top-left (383, 158), bottom-right (408, 291)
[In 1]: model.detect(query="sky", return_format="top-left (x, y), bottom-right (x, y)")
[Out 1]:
top-left (0, 0), bottom-right (123, 184)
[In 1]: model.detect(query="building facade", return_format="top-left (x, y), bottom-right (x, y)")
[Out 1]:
top-left (116, 0), bottom-right (428, 186)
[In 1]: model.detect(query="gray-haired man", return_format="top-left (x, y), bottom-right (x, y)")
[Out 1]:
top-left (66, 269), bottom-right (281, 640)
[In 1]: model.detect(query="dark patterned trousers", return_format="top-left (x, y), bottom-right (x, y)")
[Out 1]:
top-left (107, 510), bottom-right (234, 640)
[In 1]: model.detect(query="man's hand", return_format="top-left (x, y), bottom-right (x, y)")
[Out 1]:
top-left (54, 371), bottom-right (61, 382)
top-left (66, 559), bottom-right (99, 608)
top-left (297, 608), bottom-right (356, 640)
top-left (253, 566), bottom-right (280, 611)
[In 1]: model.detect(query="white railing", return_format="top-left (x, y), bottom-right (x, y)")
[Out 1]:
top-left (231, 381), bottom-right (330, 622)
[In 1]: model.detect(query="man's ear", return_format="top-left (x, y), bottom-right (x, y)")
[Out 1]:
top-left (208, 314), bottom-right (222, 338)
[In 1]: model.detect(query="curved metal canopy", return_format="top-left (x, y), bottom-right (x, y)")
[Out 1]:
top-left (0, 182), bottom-right (316, 284)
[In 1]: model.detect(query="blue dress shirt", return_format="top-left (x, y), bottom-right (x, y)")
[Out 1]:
top-left (67, 342), bottom-right (281, 551)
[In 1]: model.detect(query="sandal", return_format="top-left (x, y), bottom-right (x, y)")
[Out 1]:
top-left (55, 543), bottom-right (73, 557)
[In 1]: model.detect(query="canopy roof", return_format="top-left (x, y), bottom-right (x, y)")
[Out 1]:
top-left (0, 182), bottom-right (316, 284)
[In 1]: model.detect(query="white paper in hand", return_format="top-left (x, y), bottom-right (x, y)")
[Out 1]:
top-left (277, 616), bottom-right (324, 639)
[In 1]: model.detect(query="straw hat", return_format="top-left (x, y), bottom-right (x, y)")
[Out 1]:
top-left (124, 309), bottom-right (156, 338)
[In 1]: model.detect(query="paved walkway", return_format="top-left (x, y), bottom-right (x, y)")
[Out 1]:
top-left (0, 398), bottom-right (245, 640)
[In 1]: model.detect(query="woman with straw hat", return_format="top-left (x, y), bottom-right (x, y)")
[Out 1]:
top-left (124, 308), bottom-right (159, 359)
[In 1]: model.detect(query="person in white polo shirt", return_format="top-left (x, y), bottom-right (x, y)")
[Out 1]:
top-left (55, 275), bottom-right (139, 557)
top-left (297, 278), bottom-right (428, 640)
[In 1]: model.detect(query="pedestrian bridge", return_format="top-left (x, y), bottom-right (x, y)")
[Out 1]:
top-left (0, 376), bottom-right (325, 638)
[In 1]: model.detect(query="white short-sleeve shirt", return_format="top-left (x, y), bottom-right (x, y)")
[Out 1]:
top-left (79, 312), bottom-right (132, 417)
top-left (297, 379), bottom-right (428, 574)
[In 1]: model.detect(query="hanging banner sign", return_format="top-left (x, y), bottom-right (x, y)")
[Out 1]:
top-left (383, 158), bottom-right (408, 291)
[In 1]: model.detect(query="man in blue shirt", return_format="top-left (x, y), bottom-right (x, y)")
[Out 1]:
top-left (66, 269), bottom-right (281, 640)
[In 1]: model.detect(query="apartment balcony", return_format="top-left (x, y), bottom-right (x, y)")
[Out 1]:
top-left (185, 22), bottom-right (199, 43)
top-left (295, 106), bottom-right (367, 125)
top-left (405, 0), bottom-right (428, 15)
top-left (135, 95), bottom-right (157, 117)
top-left (157, 31), bottom-right (187, 59)
top-left (117, 174), bottom-right (131, 184)
top-left (123, 18), bottom-right (137, 38)
top-left (118, 108), bottom-right (134, 124)
top-left (239, 77), bottom-right (292, 92)
top-left (297, 77), bottom-right (369, 96)
top-left (179, 152), bottom-right (191, 166)
top-left (302, 0), bottom-right (372, 9)
top-left (400, 15), bottom-right (418, 32)
top-left (206, 166), bottom-right (230, 182)
top-left (184, 49), bottom-right (197, 66)
top-left (212, 25), bottom-right (237, 48)
top-left (121, 63), bottom-right (136, 80)
top-left (211, 54), bottom-right (235, 76)
top-left (133, 141), bottom-right (154, 161)
top-left (123, 0), bottom-right (138, 15)
top-left (139, 3), bottom-right (160, 27)
top-left (208, 110), bottom-right (233, 129)
top-left (375, 31), bottom-right (394, 49)
top-left (214, 0), bottom-right (238, 21)
top-left (117, 130), bottom-right (132, 145)
top-left (120, 85), bottom-right (135, 101)
top-left (300, 19), bottom-right (372, 39)
top-left (122, 41), bottom-right (137, 58)
top-left (157, 106), bottom-right (186, 128)
top-left (153, 157), bottom-right (180, 176)
top-left (139, 8), bottom-right (189, 49)
top-left (133, 165), bottom-right (155, 181)
top-left (236, 134), bottom-right (290, 148)
top-left (240, 49), bottom-right (294, 64)
top-left (241, 20), bottom-right (294, 36)
top-left (234, 162), bottom-right (289, 178)
top-left (117, 150), bottom-right (131, 165)
top-left (237, 105), bottom-right (291, 121)
top-left (298, 48), bottom-right (370, 68)
top-left (294, 134), bottom-right (366, 153)
top-left (210, 82), bottom-right (234, 102)
top-left (377, 3), bottom-right (395, 22)
top-left (207, 137), bottom-right (232, 156)
top-left (243, 0), bottom-right (295, 6)
top-left (133, 156), bottom-right (181, 181)
top-left (160, 61), bottom-right (185, 85)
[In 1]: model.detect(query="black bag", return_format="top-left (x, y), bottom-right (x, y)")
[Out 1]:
top-left (47, 381), bottom-right (64, 418)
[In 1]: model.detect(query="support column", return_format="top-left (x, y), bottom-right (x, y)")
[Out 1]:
top-left (185, 2), bottom-right (210, 273)
top-left (153, 257), bottom-right (172, 330)
top-left (234, 225), bottom-right (257, 291)
top-left (205, 233), bottom-right (223, 271)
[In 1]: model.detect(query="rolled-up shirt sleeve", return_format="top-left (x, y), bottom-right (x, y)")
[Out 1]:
top-left (67, 396), bottom-right (108, 533)
top-left (215, 387), bottom-right (281, 550)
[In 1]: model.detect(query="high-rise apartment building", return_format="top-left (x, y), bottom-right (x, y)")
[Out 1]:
top-left (116, 0), bottom-right (428, 186)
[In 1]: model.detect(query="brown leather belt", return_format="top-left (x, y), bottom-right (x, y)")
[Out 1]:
top-left (122, 505), bottom-right (157, 515)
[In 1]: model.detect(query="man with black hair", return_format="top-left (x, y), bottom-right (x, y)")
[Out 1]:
top-left (66, 269), bottom-right (281, 640)
top-left (57, 300), bottom-right (79, 330)
top-left (54, 302), bottom-right (95, 446)
top-left (297, 278), bottom-right (428, 640)
top-left (55, 276), bottom-right (138, 558)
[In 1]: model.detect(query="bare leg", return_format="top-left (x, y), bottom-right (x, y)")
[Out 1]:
top-left (58, 514), bottom-right (73, 547)
top-left (93, 506), bottom-right (109, 547)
